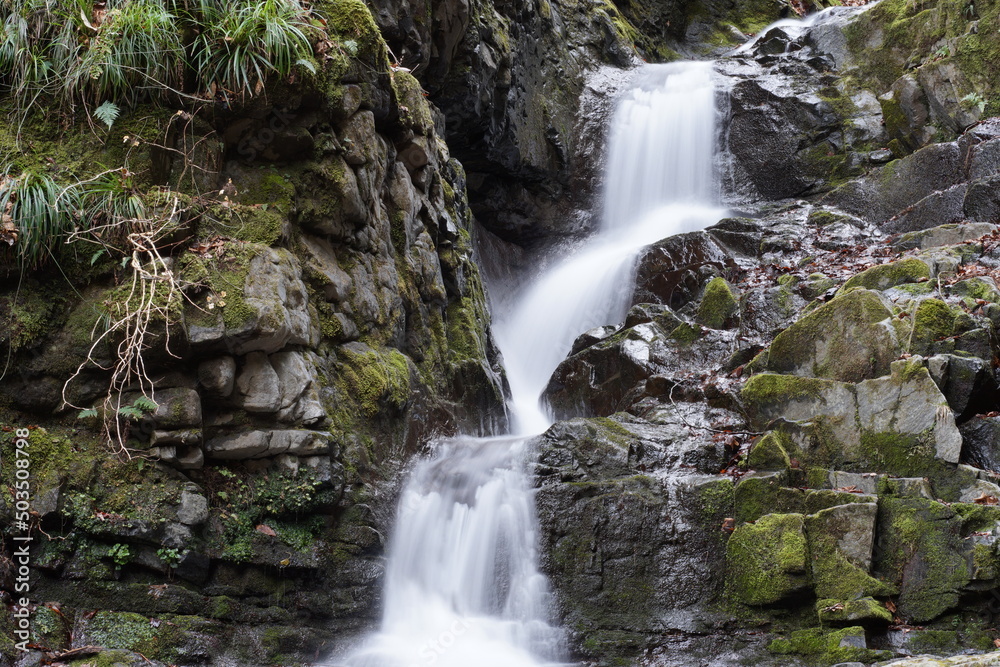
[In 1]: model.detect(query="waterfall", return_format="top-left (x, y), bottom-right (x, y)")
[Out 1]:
top-left (496, 61), bottom-right (726, 434)
top-left (330, 61), bottom-right (724, 667)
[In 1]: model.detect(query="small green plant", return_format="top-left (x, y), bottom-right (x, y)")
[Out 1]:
top-left (961, 92), bottom-right (987, 113)
top-left (67, 0), bottom-right (183, 104)
top-left (108, 543), bottom-right (132, 568)
top-left (93, 101), bottom-right (121, 129)
top-left (77, 395), bottom-right (158, 421)
top-left (156, 546), bottom-right (183, 567)
top-left (0, 169), bottom-right (77, 269)
top-left (190, 0), bottom-right (314, 101)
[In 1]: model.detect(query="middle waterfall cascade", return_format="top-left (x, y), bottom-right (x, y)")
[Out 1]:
top-left (334, 61), bottom-right (724, 667)
top-left (496, 61), bottom-right (727, 434)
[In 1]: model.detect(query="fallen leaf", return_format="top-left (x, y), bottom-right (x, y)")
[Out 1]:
top-left (256, 524), bottom-right (277, 537)
top-left (974, 493), bottom-right (1000, 505)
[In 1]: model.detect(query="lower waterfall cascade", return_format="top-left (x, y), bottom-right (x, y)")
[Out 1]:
top-left (331, 60), bottom-right (726, 667)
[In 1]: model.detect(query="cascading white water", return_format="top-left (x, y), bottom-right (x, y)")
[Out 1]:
top-left (331, 61), bottom-right (724, 667)
top-left (496, 61), bottom-right (726, 434)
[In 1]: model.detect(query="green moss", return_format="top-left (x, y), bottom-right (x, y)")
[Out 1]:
top-left (391, 70), bottom-right (434, 134)
top-left (85, 611), bottom-right (158, 652)
top-left (874, 497), bottom-right (970, 622)
top-left (696, 277), bottom-right (738, 329)
top-left (669, 322), bottom-right (701, 344)
top-left (0, 283), bottom-right (66, 352)
top-left (910, 298), bottom-right (957, 355)
top-left (816, 596), bottom-right (893, 624)
top-left (747, 431), bottom-right (792, 470)
top-left (741, 373), bottom-right (834, 411)
top-left (841, 257), bottom-right (931, 293)
top-left (726, 513), bottom-right (810, 605)
top-left (315, 0), bottom-right (390, 71)
top-left (764, 288), bottom-right (899, 382)
top-left (807, 507), bottom-right (894, 600)
top-left (178, 241), bottom-right (265, 330)
top-left (695, 478), bottom-right (735, 531)
top-left (335, 345), bottom-right (411, 419)
top-left (768, 626), bottom-right (892, 663)
top-left (235, 169), bottom-right (296, 214)
top-left (203, 203), bottom-right (284, 246)
top-left (807, 210), bottom-right (852, 227)
top-left (735, 475), bottom-right (872, 525)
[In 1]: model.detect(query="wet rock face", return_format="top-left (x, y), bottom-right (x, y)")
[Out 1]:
top-left (826, 122), bottom-right (1000, 232)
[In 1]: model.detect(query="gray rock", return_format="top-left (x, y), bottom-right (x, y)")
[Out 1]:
top-left (964, 174), bottom-right (1000, 222)
top-left (272, 350), bottom-right (327, 425)
top-left (204, 430), bottom-right (332, 459)
top-left (151, 429), bottom-right (202, 446)
top-left (893, 222), bottom-right (996, 250)
top-left (150, 387), bottom-right (202, 430)
top-left (162, 522), bottom-right (192, 550)
top-left (961, 416), bottom-right (1000, 472)
top-left (300, 234), bottom-right (353, 303)
top-left (886, 183), bottom-right (968, 234)
top-left (235, 351), bottom-right (281, 413)
top-left (959, 480), bottom-right (1000, 504)
top-left (827, 470), bottom-right (882, 495)
top-left (176, 490), bottom-right (209, 526)
top-left (763, 289), bottom-right (901, 383)
top-left (632, 232), bottom-right (738, 309)
top-left (197, 356), bottom-right (236, 398)
top-left (826, 142), bottom-right (965, 225)
top-left (926, 353), bottom-right (996, 419)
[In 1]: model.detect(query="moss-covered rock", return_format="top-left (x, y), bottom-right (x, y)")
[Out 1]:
top-left (910, 298), bottom-right (959, 355)
top-left (768, 626), bottom-right (892, 663)
top-left (746, 431), bottom-right (792, 470)
top-left (806, 503), bottom-right (893, 600)
top-left (841, 257), bottom-right (931, 293)
top-left (726, 513), bottom-right (810, 605)
top-left (696, 277), bottom-right (739, 329)
top-left (763, 289), bottom-right (901, 383)
top-left (874, 497), bottom-right (972, 623)
top-left (816, 596), bottom-right (893, 624)
top-left (734, 474), bottom-right (874, 525)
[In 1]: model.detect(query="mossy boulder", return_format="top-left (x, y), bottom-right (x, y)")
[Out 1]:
top-left (763, 289), bottom-right (902, 383)
top-left (742, 360), bottom-right (965, 498)
top-left (746, 431), bottom-right (791, 470)
top-left (816, 597), bottom-right (893, 624)
top-left (911, 298), bottom-right (959, 355)
top-left (725, 513), bottom-right (810, 605)
top-left (734, 475), bottom-right (875, 525)
top-left (768, 626), bottom-right (892, 663)
top-left (874, 498), bottom-right (972, 623)
top-left (841, 257), bottom-right (931, 293)
top-left (806, 503), bottom-right (893, 600)
top-left (695, 277), bottom-right (739, 329)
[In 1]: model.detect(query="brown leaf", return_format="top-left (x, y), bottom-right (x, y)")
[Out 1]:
top-left (721, 517), bottom-right (735, 533)
top-left (256, 524), bottom-right (277, 537)
top-left (993, 638), bottom-right (1000, 649)
top-left (974, 493), bottom-right (1000, 505)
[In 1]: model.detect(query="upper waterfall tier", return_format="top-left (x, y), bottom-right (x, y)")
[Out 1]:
top-left (495, 61), bottom-right (726, 435)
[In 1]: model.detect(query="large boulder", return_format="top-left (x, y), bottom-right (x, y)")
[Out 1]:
top-left (758, 289), bottom-right (903, 383)
top-left (742, 359), bottom-right (964, 494)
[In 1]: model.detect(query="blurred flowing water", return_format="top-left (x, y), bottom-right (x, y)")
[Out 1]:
top-left (331, 61), bottom-right (724, 667)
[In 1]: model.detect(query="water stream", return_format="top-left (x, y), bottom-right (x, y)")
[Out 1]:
top-left (333, 60), bottom-right (724, 667)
